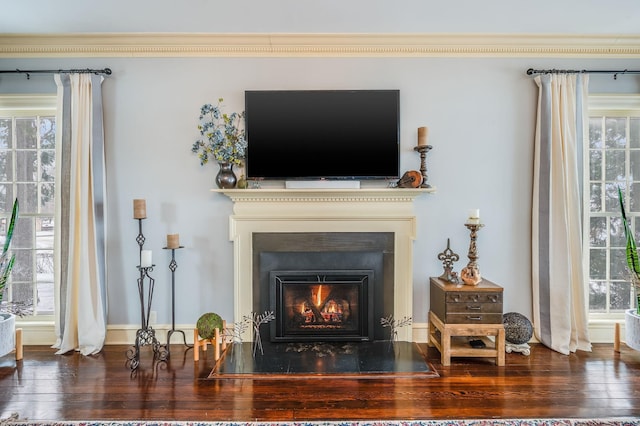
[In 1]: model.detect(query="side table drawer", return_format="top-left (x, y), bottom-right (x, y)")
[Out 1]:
top-left (446, 301), bottom-right (503, 314)
top-left (444, 313), bottom-right (503, 324)
top-left (446, 292), bottom-right (502, 304)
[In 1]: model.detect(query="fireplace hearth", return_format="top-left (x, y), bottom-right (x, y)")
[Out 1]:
top-left (270, 270), bottom-right (374, 342)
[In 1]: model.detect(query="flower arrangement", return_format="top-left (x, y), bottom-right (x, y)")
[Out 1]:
top-left (191, 98), bottom-right (247, 166)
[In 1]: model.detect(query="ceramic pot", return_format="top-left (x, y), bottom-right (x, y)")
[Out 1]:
top-left (0, 312), bottom-right (15, 357)
top-left (625, 309), bottom-right (640, 351)
top-left (216, 162), bottom-right (237, 189)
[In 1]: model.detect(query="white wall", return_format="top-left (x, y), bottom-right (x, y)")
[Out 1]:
top-left (1, 0), bottom-right (640, 340)
top-left (3, 0), bottom-right (640, 34)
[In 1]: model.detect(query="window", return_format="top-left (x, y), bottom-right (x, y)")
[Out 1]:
top-left (0, 95), bottom-right (57, 318)
top-left (586, 95), bottom-right (640, 319)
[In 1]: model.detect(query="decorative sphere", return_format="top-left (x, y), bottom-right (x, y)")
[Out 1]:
top-left (197, 312), bottom-right (223, 340)
top-left (502, 312), bottom-right (533, 345)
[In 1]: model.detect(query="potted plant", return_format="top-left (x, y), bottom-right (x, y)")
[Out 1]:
top-left (0, 198), bottom-right (19, 358)
top-left (191, 98), bottom-right (247, 189)
top-left (617, 187), bottom-right (640, 351)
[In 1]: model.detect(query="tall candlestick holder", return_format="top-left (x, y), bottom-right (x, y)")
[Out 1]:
top-left (126, 219), bottom-right (168, 370)
top-left (413, 145), bottom-right (432, 188)
top-left (460, 221), bottom-right (484, 286)
top-left (164, 245), bottom-right (191, 356)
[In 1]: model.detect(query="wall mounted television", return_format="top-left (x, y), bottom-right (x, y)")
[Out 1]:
top-left (244, 90), bottom-right (400, 181)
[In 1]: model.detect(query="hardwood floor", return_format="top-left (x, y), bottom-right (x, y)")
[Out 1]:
top-left (1, 342), bottom-right (639, 422)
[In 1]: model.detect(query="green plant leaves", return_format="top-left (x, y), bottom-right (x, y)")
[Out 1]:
top-left (618, 186), bottom-right (640, 277)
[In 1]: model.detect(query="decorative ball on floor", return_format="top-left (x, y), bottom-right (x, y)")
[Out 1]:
top-left (197, 312), bottom-right (223, 339)
top-left (502, 312), bottom-right (533, 345)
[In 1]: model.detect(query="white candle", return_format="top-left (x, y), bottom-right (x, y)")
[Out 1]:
top-left (167, 233), bottom-right (180, 249)
top-left (417, 126), bottom-right (429, 146)
top-left (469, 209), bottom-right (480, 219)
top-left (141, 250), bottom-right (152, 267)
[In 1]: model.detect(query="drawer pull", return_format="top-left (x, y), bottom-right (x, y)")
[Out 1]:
top-left (489, 295), bottom-right (499, 303)
top-left (466, 305), bottom-right (481, 310)
top-left (466, 316), bottom-right (483, 321)
top-left (452, 295), bottom-right (460, 302)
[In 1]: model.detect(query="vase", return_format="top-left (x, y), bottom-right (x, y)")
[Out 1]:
top-left (0, 312), bottom-right (15, 357)
top-left (215, 162), bottom-right (237, 189)
top-left (625, 309), bottom-right (640, 351)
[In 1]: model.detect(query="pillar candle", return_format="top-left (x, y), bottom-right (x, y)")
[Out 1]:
top-left (167, 233), bottom-right (180, 249)
top-left (141, 250), bottom-right (152, 267)
top-left (417, 126), bottom-right (429, 146)
top-left (133, 199), bottom-right (147, 219)
top-left (467, 209), bottom-right (480, 225)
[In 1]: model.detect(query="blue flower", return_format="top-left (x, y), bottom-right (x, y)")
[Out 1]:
top-left (192, 98), bottom-right (247, 166)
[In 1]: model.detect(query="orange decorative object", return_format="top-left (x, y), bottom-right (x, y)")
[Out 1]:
top-left (397, 170), bottom-right (423, 188)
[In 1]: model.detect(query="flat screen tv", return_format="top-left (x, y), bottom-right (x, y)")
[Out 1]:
top-left (244, 90), bottom-right (400, 181)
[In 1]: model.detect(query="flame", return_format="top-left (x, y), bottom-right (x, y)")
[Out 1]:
top-left (316, 285), bottom-right (322, 305)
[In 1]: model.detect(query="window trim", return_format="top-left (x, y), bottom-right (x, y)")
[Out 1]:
top-left (586, 94), bottom-right (640, 323)
top-left (0, 94), bottom-right (57, 324)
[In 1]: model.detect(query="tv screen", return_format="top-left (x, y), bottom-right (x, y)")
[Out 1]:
top-left (244, 90), bottom-right (400, 180)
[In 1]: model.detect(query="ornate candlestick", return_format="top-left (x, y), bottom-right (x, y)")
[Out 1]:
top-left (413, 145), bottom-right (432, 188)
top-left (460, 220), bottom-right (484, 286)
top-left (164, 242), bottom-right (191, 355)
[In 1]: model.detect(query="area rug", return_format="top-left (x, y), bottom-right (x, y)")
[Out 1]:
top-left (206, 340), bottom-right (438, 379)
top-left (2, 417), bottom-right (640, 426)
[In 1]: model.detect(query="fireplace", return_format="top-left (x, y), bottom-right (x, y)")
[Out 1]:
top-left (270, 269), bottom-right (374, 342)
top-left (254, 232), bottom-right (393, 341)
top-left (219, 188), bottom-right (432, 342)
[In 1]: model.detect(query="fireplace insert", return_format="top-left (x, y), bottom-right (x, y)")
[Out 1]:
top-left (269, 270), bottom-right (374, 342)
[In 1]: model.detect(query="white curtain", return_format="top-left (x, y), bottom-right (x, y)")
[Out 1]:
top-left (52, 73), bottom-right (108, 356)
top-left (532, 73), bottom-right (591, 355)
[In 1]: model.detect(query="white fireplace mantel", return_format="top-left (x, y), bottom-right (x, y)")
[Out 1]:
top-left (216, 187), bottom-right (435, 341)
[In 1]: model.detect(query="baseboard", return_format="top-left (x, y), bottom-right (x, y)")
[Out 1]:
top-left (285, 180), bottom-right (361, 189)
top-left (13, 320), bottom-right (619, 346)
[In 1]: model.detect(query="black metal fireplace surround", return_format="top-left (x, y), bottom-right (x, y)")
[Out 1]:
top-left (253, 232), bottom-right (395, 342)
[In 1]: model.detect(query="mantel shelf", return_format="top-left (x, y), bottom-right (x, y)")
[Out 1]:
top-left (213, 187), bottom-right (436, 204)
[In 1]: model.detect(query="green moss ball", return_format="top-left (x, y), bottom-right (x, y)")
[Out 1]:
top-left (197, 312), bottom-right (223, 339)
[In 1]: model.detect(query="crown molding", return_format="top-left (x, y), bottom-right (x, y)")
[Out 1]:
top-left (0, 32), bottom-right (639, 58)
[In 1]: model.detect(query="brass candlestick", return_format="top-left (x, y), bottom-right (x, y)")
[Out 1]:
top-left (413, 145), bottom-right (432, 188)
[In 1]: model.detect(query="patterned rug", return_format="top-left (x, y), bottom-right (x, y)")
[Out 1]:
top-left (2, 415), bottom-right (640, 426)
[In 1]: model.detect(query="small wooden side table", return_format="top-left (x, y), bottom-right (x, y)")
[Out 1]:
top-left (428, 277), bottom-right (505, 366)
top-left (429, 311), bottom-right (505, 366)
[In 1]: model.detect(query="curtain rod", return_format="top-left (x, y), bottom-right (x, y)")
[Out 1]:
top-left (0, 68), bottom-right (112, 80)
top-left (526, 68), bottom-right (640, 80)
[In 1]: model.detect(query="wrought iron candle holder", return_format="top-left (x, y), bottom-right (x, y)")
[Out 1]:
top-left (126, 218), bottom-right (168, 370)
top-left (413, 144), bottom-right (432, 188)
top-left (164, 244), bottom-right (191, 355)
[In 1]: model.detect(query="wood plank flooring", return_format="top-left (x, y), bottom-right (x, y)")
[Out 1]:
top-left (0, 342), bottom-right (639, 422)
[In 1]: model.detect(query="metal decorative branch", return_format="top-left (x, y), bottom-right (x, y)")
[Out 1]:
top-left (227, 318), bottom-right (249, 344)
top-left (380, 314), bottom-right (412, 342)
top-left (245, 310), bottom-right (275, 357)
